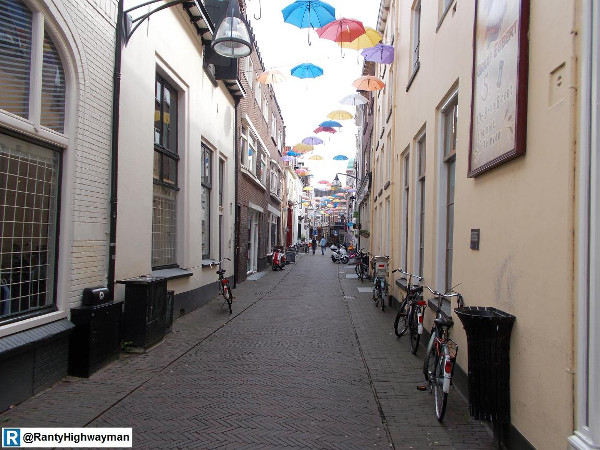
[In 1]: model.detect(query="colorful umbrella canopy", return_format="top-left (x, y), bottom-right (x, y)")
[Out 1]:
top-left (319, 120), bottom-right (342, 128)
top-left (303, 186), bottom-right (314, 191)
top-left (314, 126), bottom-right (337, 134)
top-left (352, 75), bottom-right (386, 91)
top-left (309, 155), bottom-right (324, 160)
top-left (281, 155), bottom-right (294, 162)
top-left (318, 180), bottom-right (330, 184)
top-left (257, 70), bottom-right (287, 84)
top-left (339, 27), bottom-right (382, 50)
top-left (339, 93), bottom-right (368, 105)
top-left (302, 136), bottom-right (324, 145)
top-left (291, 63), bottom-right (324, 79)
top-left (361, 43), bottom-right (395, 64)
top-left (286, 151), bottom-right (301, 156)
top-left (327, 110), bottom-right (353, 120)
top-left (281, 0), bottom-right (336, 29)
top-left (316, 18), bottom-right (366, 43)
top-left (333, 155), bottom-right (349, 160)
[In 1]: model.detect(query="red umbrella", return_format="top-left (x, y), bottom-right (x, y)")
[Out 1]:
top-left (316, 18), bottom-right (366, 43)
top-left (314, 126), bottom-right (337, 134)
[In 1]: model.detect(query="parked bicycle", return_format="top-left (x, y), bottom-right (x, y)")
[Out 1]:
top-left (354, 249), bottom-right (369, 282)
top-left (392, 268), bottom-right (425, 354)
top-left (212, 257), bottom-right (233, 314)
top-left (418, 285), bottom-right (464, 421)
top-left (371, 255), bottom-right (389, 311)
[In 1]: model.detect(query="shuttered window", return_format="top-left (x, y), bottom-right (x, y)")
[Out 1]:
top-left (0, 0), bottom-right (32, 120)
top-left (0, 0), bottom-right (66, 133)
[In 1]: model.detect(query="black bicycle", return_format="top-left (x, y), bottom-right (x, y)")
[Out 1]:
top-left (354, 249), bottom-right (369, 282)
top-left (419, 285), bottom-right (464, 421)
top-left (212, 257), bottom-right (233, 314)
top-left (392, 268), bottom-right (425, 354)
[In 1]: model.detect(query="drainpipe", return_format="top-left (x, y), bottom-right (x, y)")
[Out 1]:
top-left (107, 0), bottom-right (124, 296)
top-left (233, 98), bottom-right (240, 288)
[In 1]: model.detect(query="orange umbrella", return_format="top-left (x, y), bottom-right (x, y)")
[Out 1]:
top-left (257, 70), bottom-right (287, 84)
top-left (352, 75), bottom-right (385, 91)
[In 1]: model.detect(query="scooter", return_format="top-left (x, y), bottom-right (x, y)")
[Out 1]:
top-left (331, 244), bottom-right (349, 264)
top-left (272, 246), bottom-right (286, 271)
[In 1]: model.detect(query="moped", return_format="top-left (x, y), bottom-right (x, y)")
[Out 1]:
top-left (272, 246), bottom-right (287, 270)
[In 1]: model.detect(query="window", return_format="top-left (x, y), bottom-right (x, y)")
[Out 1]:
top-left (385, 131), bottom-right (392, 183)
top-left (442, 98), bottom-right (457, 291)
top-left (416, 132), bottom-right (426, 277)
top-left (254, 81), bottom-right (261, 109)
top-left (270, 164), bottom-right (279, 197)
top-left (271, 113), bottom-right (276, 141)
top-left (262, 94), bottom-right (269, 122)
top-left (439, 0), bottom-right (453, 21)
top-left (0, 133), bottom-right (60, 321)
top-left (409, 0), bottom-right (422, 85)
top-left (0, 0), bottom-right (66, 133)
top-left (256, 144), bottom-right (266, 184)
top-left (152, 74), bottom-right (179, 268)
top-left (244, 56), bottom-right (254, 88)
top-left (401, 151), bottom-right (410, 269)
top-left (201, 144), bottom-right (212, 259)
top-left (219, 158), bottom-right (224, 208)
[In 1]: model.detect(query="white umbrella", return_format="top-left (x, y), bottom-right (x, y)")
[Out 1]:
top-left (339, 93), bottom-right (368, 105)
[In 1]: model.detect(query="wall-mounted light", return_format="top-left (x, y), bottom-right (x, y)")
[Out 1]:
top-left (212, 0), bottom-right (252, 58)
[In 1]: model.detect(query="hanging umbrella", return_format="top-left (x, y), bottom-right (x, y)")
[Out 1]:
top-left (257, 70), bottom-right (287, 84)
top-left (281, 155), bottom-right (294, 162)
top-left (339, 27), bottom-right (382, 50)
top-left (302, 136), bottom-right (324, 145)
top-left (282, 0), bottom-right (336, 29)
top-left (318, 180), bottom-right (330, 184)
top-left (314, 126), bottom-right (337, 134)
top-left (339, 93), bottom-right (368, 105)
top-left (286, 151), bottom-right (301, 156)
top-left (293, 143), bottom-right (314, 152)
top-left (333, 155), bottom-right (349, 160)
top-left (303, 186), bottom-right (314, 191)
top-left (309, 155), bottom-right (324, 160)
top-left (316, 18), bottom-right (366, 43)
top-left (361, 43), bottom-right (395, 64)
top-left (291, 63), bottom-right (324, 79)
top-left (319, 120), bottom-right (342, 128)
top-left (352, 75), bottom-right (386, 91)
top-left (327, 110), bottom-right (353, 120)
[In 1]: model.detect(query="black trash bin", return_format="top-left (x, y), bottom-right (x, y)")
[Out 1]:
top-left (454, 307), bottom-right (516, 426)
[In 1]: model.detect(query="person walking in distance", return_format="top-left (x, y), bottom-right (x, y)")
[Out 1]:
top-left (320, 236), bottom-right (327, 255)
top-left (311, 237), bottom-right (317, 255)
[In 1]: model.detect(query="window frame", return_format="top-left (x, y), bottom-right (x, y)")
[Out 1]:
top-left (408, 0), bottom-right (422, 90)
top-left (415, 131), bottom-right (426, 277)
top-left (201, 144), bottom-right (213, 260)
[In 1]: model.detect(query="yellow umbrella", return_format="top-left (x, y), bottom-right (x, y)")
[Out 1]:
top-left (309, 155), bottom-right (324, 160)
top-left (303, 186), bottom-right (314, 191)
top-left (293, 143), bottom-right (314, 152)
top-left (339, 27), bottom-right (382, 50)
top-left (257, 70), bottom-right (287, 84)
top-left (327, 110), bottom-right (354, 120)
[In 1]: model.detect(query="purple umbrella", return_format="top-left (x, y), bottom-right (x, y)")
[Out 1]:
top-left (361, 43), bottom-right (395, 64)
top-left (302, 136), bottom-right (324, 145)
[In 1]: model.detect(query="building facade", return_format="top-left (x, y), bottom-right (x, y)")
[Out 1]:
top-left (234, 28), bottom-right (285, 283)
top-left (0, 0), bottom-right (118, 410)
top-left (366, 0), bottom-right (599, 448)
top-left (115, 0), bottom-right (240, 316)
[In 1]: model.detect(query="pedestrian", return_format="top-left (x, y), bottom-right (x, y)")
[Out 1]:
top-left (311, 237), bottom-right (317, 255)
top-left (320, 236), bottom-right (327, 255)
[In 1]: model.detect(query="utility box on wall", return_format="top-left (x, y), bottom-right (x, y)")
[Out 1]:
top-left (119, 276), bottom-right (170, 349)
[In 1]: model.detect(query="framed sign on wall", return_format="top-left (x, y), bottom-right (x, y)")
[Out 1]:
top-left (468, 0), bottom-right (530, 177)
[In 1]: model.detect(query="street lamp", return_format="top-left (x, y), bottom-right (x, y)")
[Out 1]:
top-left (212, 0), bottom-right (253, 58)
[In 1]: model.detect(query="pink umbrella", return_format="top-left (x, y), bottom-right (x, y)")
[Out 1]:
top-left (316, 18), bottom-right (366, 43)
top-left (314, 126), bottom-right (337, 134)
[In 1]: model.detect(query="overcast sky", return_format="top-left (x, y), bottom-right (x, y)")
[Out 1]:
top-left (244, 0), bottom-right (382, 186)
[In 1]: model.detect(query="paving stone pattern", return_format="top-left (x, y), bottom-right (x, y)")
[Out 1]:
top-left (1, 252), bottom-right (495, 449)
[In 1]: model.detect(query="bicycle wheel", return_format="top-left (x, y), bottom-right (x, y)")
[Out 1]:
top-left (409, 306), bottom-right (420, 354)
top-left (394, 299), bottom-right (409, 337)
top-left (380, 285), bottom-right (386, 311)
top-left (372, 281), bottom-right (381, 306)
top-left (424, 337), bottom-right (437, 381)
top-left (433, 354), bottom-right (448, 421)
top-left (355, 264), bottom-right (362, 278)
top-left (222, 284), bottom-right (232, 314)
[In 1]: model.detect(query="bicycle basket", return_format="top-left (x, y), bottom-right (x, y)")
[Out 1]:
top-left (373, 256), bottom-right (389, 276)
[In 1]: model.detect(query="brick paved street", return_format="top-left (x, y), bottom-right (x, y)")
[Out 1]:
top-left (0, 251), bottom-right (495, 449)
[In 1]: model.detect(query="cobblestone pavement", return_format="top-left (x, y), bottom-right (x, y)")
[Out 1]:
top-left (1, 251), bottom-right (495, 449)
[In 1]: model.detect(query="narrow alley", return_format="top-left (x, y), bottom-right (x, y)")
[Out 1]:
top-left (1, 251), bottom-right (494, 449)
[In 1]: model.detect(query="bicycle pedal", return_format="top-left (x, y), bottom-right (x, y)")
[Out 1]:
top-left (416, 385), bottom-right (428, 391)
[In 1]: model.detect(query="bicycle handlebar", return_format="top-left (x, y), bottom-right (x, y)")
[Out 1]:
top-left (210, 257), bottom-right (231, 268)
top-left (391, 268), bottom-right (423, 282)
top-left (422, 285), bottom-right (464, 308)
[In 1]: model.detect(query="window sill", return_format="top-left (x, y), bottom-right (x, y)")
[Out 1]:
top-left (241, 166), bottom-right (267, 191)
top-left (384, 181), bottom-right (391, 190)
top-left (406, 62), bottom-right (420, 92)
top-left (427, 297), bottom-right (452, 319)
top-left (151, 268), bottom-right (193, 280)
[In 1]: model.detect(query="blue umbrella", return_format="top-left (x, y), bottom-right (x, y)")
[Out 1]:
top-left (333, 155), bottom-right (349, 160)
top-left (282, 0), bottom-right (336, 29)
top-left (286, 151), bottom-right (301, 156)
top-left (319, 120), bottom-right (342, 128)
top-left (291, 63), bottom-right (324, 79)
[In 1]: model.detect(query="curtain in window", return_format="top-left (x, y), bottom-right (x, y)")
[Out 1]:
top-left (41, 29), bottom-right (65, 133)
top-left (152, 185), bottom-right (177, 267)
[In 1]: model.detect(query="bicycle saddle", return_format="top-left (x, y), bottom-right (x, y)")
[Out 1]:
top-left (216, 269), bottom-right (226, 275)
top-left (435, 316), bottom-right (454, 328)
top-left (412, 286), bottom-right (423, 293)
